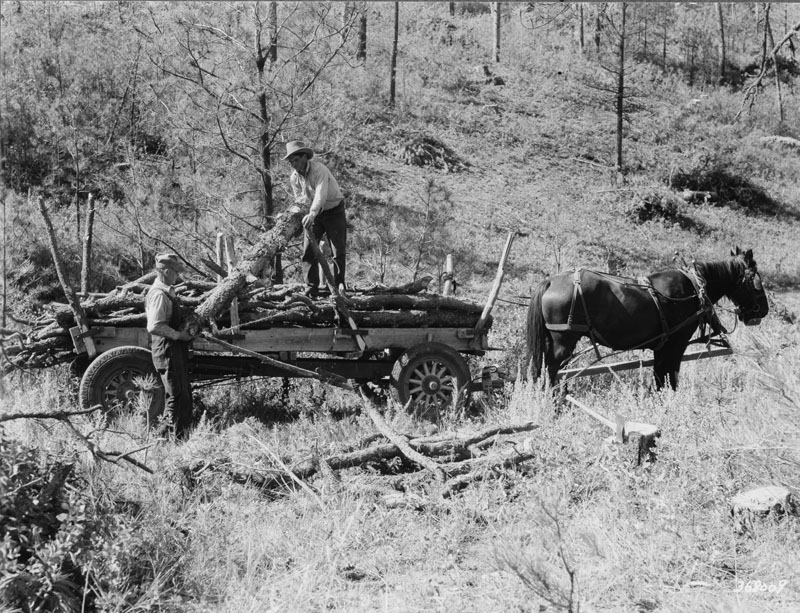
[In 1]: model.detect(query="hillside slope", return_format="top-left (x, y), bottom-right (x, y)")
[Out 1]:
top-left (339, 66), bottom-right (800, 306)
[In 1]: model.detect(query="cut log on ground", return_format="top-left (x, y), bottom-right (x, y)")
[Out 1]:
top-left (182, 421), bottom-right (541, 495)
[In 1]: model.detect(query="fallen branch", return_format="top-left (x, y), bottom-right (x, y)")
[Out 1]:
top-left (182, 420), bottom-right (541, 494)
top-left (0, 406), bottom-right (101, 423)
top-left (0, 403), bottom-right (154, 473)
top-left (362, 394), bottom-right (445, 483)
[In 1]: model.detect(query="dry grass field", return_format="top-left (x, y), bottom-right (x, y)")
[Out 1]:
top-left (2, 3), bottom-right (800, 612)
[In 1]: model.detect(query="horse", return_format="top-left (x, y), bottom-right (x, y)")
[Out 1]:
top-left (525, 247), bottom-right (769, 390)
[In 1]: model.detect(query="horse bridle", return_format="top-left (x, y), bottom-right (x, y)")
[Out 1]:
top-left (734, 264), bottom-right (764, 321)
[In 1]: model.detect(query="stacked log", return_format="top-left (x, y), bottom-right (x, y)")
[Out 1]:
top-left (2, 205), bottom-right (490, 373)
top-left (1, 277), bottom-right (489, 373)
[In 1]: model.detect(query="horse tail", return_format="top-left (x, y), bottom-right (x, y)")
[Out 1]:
top-left (525, 279), bottom-right (550, 381)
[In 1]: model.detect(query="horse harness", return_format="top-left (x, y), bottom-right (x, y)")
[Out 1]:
top-left (544, 267), bottom-right (724, 357)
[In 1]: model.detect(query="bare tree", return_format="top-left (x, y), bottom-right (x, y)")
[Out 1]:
top-left (268, 1), bottom-right (277, 63)
top-left (357, 1), bottom-right (367, 61)
top-left (615, 3), bottom-right (627, 172)
top-left (717, 2), bottom-right (726, 83)
top-left (735, 18), bottom-right (800, 121)
top-left (594, 3), bottom-right (606, 52)
top-left (492, 2), bottom-right (501, 63)
top-left (580, 2), bottom-right (639, 175)
top-left (389, 2), bottom-right (399, 106)
top-left (141, 3), bottom-right (354, 229)
top-left (80, 194), bottom-right (95, 294)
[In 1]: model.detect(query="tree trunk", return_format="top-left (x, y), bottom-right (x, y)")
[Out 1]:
top-left (256, 6), bottom-right (281, 283)
top-left (357, 2), bottom-right (367, 60)
top-left (186, 207), bottom-right (304, 330)
top-left (616, 3), bottom-right (626, 172)
top-left (578, 4), bottom-right (585, 52)
top-left (595, 5), bottom-right (603, 52)
top-left (268, 1), bottom-right (277, 63)
top-left (2, 191), bottom-right (6, 329)
top-left (80, 194), bottom-right (95, 294)
top-left (389, 2), bottom-right (399, 106)
top-left (717, 2), bottom-right (726, 83)
top-left (492, 2), bottom-right (501, 63)
top-left (37, 197), bottom-right (97, 357)
top-left (760, 4), bottom-right (770, 73)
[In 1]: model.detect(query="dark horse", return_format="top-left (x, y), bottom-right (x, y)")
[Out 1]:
top-left (525, 247), bottom-right (769, 390)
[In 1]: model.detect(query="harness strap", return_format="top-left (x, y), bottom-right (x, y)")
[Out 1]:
top-left (545, 268), bottom-right (607, 360)
top-left (638, 276), bottom-right (669, 351)
top-left (566, 268), bottom-right (581, 327)
top-left (684, 266), bottom-right (727, 337)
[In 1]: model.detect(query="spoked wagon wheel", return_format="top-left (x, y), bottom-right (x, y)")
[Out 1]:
top-left (390, 342), bottom-right (471, 420)
top-left (78, 346), bottom-right (165, 425)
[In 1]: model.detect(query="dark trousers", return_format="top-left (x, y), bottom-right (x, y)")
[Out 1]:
top-left (151, 339), bottom-right (192, 438)
top-left (302, 202), bottom-right (347, 290)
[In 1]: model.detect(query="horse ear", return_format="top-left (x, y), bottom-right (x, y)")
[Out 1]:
top-left (731, 246), bottom-right (743, 257)
top-left (745, 248), bottom-right (753, 262)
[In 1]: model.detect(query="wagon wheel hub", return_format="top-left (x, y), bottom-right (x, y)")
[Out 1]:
top-left (421, 375), bottom-right (441, 395)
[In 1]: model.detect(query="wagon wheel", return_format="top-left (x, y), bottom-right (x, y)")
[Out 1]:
top-left (390, 342), bottom-right (471, 420)
top-left (78, 346), bottom-right (165, 424)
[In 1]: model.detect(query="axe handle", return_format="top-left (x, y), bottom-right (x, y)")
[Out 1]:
top-left (565, 395), bottom-right (616, 431)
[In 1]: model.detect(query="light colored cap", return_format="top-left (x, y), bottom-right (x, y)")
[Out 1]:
top-left (155, 253), bottom-right (186, 273)
top-left (283, 140), bottom-right (315, 160)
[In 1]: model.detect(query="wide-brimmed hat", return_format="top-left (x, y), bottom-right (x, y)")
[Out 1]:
top-left (283, 140), bottom-right (315, 160)
top-left (155, 253), bottom-right (186, 273)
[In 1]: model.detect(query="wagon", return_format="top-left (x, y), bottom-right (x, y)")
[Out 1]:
top-left (74, 320), bottom-right (494, 417)
top-left (73, 234), bottom-right (518, 418)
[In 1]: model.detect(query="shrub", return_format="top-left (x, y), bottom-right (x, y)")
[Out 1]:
top-left (0, 435), bottom-right (99, 611)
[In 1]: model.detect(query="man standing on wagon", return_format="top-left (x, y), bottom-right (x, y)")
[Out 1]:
top-left (145, 253), bottom-right (195, 439)
top-left (284, 140), bottom-right (347, 297)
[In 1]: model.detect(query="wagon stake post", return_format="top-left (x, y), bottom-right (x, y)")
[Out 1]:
top-left (565, 394), bottom-right (660, 465)
top-left (471, 231), bottom-right (516, 349)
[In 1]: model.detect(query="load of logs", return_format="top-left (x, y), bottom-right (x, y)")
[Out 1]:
top-left (0, 203), bottom-right (490, 374)
top-left (0, 274), bottom-right (488, 373)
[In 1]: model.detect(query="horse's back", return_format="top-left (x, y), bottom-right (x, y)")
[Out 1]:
top-left (540, 268), bottom-right (695, 350)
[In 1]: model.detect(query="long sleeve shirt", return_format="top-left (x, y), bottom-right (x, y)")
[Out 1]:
top-left (290, 159), bottom-right (344, 217)
top-left (145, 279), bottom-right (182, 340)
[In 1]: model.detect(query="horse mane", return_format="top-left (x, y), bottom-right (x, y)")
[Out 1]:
top-left (691, 257), bottom-right (746, 302)
top-left (693, 257), bottom-right (744, 286)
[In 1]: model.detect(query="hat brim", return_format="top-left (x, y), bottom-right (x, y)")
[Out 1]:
top-left (156, 261), bottom-right (186, 273)
top-left (283, 148), bottom-right (314, 160)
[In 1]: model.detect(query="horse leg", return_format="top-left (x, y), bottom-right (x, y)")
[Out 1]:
top-left (544, 332), bottom-right (578, 385)
top-left (546, 333), bottom-right (581, 414)
top-left (653, 346), bottom-right (684, 391)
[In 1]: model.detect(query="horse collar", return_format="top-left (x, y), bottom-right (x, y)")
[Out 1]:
top-left (684, 265), bottom-right (727, 336)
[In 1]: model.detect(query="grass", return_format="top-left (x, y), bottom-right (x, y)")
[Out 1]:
top-left (2, 310), bottom-right (799, 612)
